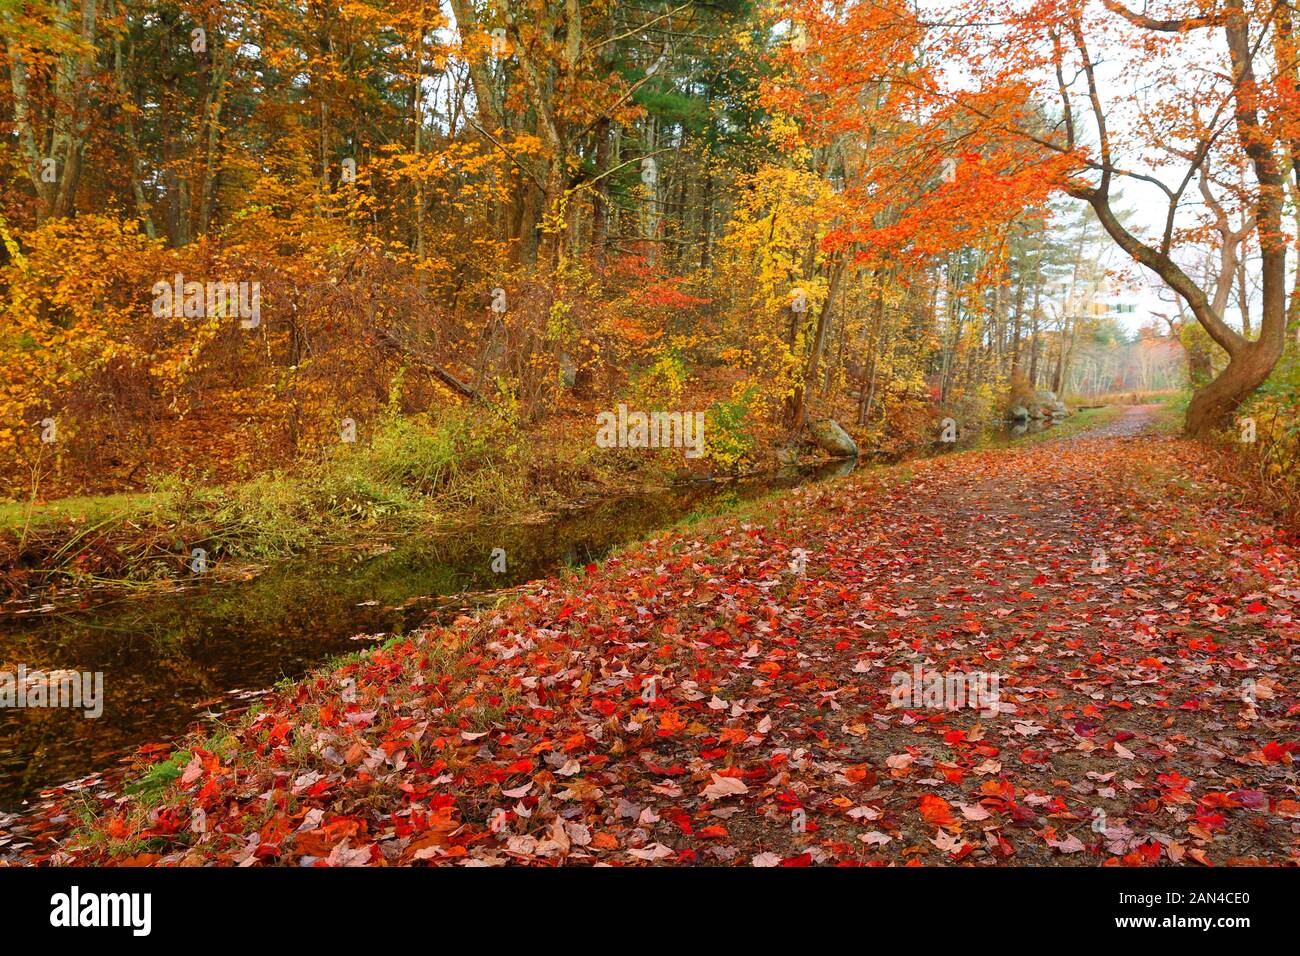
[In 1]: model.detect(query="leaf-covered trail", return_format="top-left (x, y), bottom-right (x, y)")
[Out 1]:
top-left (21, 407), bottom-right (1300, 865)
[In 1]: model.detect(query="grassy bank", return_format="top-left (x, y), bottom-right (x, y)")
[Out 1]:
top-left (0, 409), bottom-right (601, 589)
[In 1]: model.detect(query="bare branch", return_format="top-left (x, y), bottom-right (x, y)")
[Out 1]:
top-left (1101, 0), bottom-right (1224, 32)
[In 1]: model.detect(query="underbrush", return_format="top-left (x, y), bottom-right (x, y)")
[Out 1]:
top-left (0, 406), bottom-right (584, 584)
top-left (1209, 357), bottom-right (1300, 529)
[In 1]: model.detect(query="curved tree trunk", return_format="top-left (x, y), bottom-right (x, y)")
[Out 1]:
top-left (1185, 338), bottom-right (1285, 437)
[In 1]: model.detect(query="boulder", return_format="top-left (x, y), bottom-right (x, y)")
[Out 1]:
top-left (1037, 390), bottom-right (1058, 403)
top-left (1008, 405), bottom-right (1030, 422)
top-left (558, 353), bottom-right (577, 388)
top-left (1030, 406), bottom-right (1046, 420)
top-left (808, 419), bottom-right (858, 458)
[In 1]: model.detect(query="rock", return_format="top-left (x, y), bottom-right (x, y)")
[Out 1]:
top-left (808, 419), bottom-right (858, 458)
top-left (1008, 405), bottom-right (1030, 421)
top-left (1037, 390), bottom-right (1057, 403)
top-left (1030, 406), bottom-right (1046, 420)
top-left (558, 353), bottom-right (577, 388)
top-left (776, 443), bottom-right (801, 466)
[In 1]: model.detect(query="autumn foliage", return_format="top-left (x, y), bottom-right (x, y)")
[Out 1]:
top-left (1, 0), bottom-right (1109, 508)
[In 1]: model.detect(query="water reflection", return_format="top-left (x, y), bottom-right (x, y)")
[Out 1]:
top-left (930, 417), bottom-right (1058, 454)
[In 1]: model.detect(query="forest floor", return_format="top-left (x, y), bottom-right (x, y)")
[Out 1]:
top-left (8, 404), bottom-right (1300, 866)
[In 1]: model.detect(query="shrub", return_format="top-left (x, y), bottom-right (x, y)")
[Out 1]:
top-left (706, 385), bottom-right (757, 472)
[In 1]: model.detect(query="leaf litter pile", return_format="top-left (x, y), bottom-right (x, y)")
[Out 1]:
top-left (10, 409), bottom-right (1300, 866)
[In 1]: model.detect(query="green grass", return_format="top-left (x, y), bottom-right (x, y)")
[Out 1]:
top-left (123, 749), bottom-right (192, 806)
top-left (1, 407), bottom-right (563, 577)
top-left (1150, 390), bottom-right (1192, 434)
top-left (1070, 388), bottom-right (1183, 406)
top-left (0, 491), bottom-right (160, 533)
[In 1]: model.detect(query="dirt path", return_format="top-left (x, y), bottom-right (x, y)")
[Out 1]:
top-left (1067, 403), bottom-right (1163, 438)
top-left (12, 407), bottom-right (1300, 866)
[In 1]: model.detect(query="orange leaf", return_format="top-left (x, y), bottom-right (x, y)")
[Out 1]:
top-left (919, 794), bottom-right (956, 827)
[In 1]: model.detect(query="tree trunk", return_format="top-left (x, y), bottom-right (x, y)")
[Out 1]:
top-left (4, 0), bottom-right (99, 221)
top-left (1185, 340), bottom-right (1283, 436)
top-left (161, 13), bottom-right (185, 245)
top-left (109, 0), bottom-right (157, 238)
top-left (591, 117), bottom-right (611, 267)
top-left (791, 256), bottom-right (845, 432)
top-left (700, 167), bottom-right (714, 270)
top-left (536, 161), bottom-right (565, 267)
